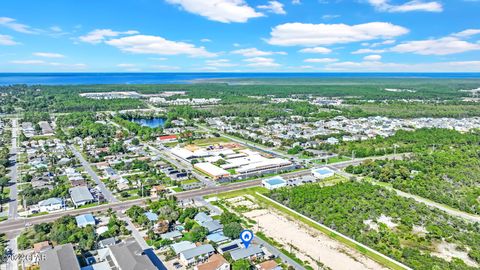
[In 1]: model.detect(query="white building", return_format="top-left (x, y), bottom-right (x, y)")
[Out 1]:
top-left (38, 198), bottom-right (63, 212)
top-left (312, 167), bottom-right (335, 179)
top-left (262, 176), bottom-right (287, 190)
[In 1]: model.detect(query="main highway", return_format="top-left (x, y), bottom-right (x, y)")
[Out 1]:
top-left (0, 153), bottom-right (408, 235)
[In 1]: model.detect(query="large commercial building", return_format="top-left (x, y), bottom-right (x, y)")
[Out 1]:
top-left (194, 162), bottom-right (231, 180)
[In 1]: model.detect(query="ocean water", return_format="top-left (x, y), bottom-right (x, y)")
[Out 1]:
top-left (0, 72), bottom-right (479, 85)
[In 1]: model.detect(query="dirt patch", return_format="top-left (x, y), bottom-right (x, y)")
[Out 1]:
top-left (432, 242), bottom-right (478, 268)
top-left (244, 208), bottom-right (388, 270)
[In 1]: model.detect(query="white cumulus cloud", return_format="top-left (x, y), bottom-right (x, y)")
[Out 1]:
top-left (165, 0), bottom-right (263, 23)
top-left (298, 47), bottom-right (332, 54)
top-left (352, 48), bottom-right (386, 54)
top-left (206, 59), bottom-right (237, 67)
top-left (304, 58), bottom-right (338, 63)
top-left (0, 34), bottom-right (18, 46)
top-left (106, 34), bottom-right (216, 57)
top-left (243, 57), bottom-right (281, 67)
top-left (257, 1), bottom-right (286, 15)
top-left (33, 52), bottom-right (65, 58)
top-left (79, 29), bottom-right (139, 44)
top-left (367, 0), bottom-right (443, 13)
top-left (391, 37), bottom-right (480, 55)
top-left (326, 60), bottom-right (480, 72)
top-left (0, 17), bottom-right (35, 34)
top-left (363, 54), bottom-right (382, 61)
top-left (267, 22), bottom-right (409, 46)
top-left (231, 47), bottom-right (286, 57)
top-left (453, 29), bottom-right (480, 38)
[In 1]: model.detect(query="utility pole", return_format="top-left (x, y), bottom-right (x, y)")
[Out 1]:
top-left (351, 150), bottom-right (355, 160)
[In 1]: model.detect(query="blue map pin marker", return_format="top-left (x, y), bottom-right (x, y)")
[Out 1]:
top-left (240, 229), bottom-right (254, 248)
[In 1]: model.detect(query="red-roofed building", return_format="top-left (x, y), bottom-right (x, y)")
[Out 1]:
top-left (158, 135), bottom-right (178, 143)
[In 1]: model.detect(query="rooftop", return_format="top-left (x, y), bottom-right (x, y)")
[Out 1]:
top-left (230, 245), bottom-right (264, 261)
top-left (181, 244), bottom-right (215, 260)
top-left (39, 243), bottom-right (80, 270)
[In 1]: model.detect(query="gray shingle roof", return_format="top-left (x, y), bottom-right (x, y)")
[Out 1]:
top-left (39, 243), bottom-right (80, 270)
top-left (108, 238), bottom-right (156, 270)
top-left (69, 186), bottom-right (94, 205)
top-left (181, 244), bottom-right (214, 260)
top-left (230, 245), bottom-right (264, 261)
top-left (202, 220), bottom-right (223, 233)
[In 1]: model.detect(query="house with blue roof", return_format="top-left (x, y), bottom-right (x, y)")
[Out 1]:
top-left (75, 214), bottom-right (96, 228)
top-left (144, 211), bottom-right (158, 222)
top-left (206, 233), bottom-right (229, 244)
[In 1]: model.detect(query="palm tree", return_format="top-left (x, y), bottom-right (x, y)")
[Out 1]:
top-left (0, 177), bottom-right (10, 212)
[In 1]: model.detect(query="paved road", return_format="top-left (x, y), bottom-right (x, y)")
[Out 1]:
top-left (8, 118), bottom-right (19, 220)
top-left (120, 214), bottom-right (150, 250)
top-left (4, 236), bottom-right (18, 270)
top-left (0, 178), bottom-right (263, 234)
top-left (254, 237), bottom-right (306, 270)
top-left (70, 146), bottom-right (118, 203)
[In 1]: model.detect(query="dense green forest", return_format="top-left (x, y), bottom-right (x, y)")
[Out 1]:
top-left (269, 182), bottom-right (480, 270)
top-left (347, 145), bottom-right (480, 214)
top-left (56, 112), bottom-right (118, 143)
top-left (327, 128), bottom-right (480, 158)
top-left (2, 80), bottom-right (480, 118)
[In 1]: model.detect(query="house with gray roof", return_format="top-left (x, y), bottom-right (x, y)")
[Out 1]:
top-left (92, 238), bottom-right (156, 270)
top-left (230, 245), bottom-right (265, 261)
top-left (69, 186), bottom-right (94, 207)
top-left (38, 197), bottom-right (63, 212)
top-left (180, 244), bottom-right (215, 266)
top-left (160, 230), bottom-right (182, 240)
top-left (97, 237), bottom-right (117, 249)
top-left (171, 241), bottom-right (196, 255)
top-left (201, 220), bottom-right (223, 234)
top-left (217, 240), bottom-right (242, 255)
top-left (39, 243), bottom-right (80, 270)
top-left (194, 212), bottom-right (213, 224)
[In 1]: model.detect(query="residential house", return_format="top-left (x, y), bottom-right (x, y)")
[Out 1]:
top-left (150, 185), bottom-right (165, 198)
top-left (69, 186), bottom-right (94, 207)
top-left (171, 241), bottom-right (196, 255)
top-left (195, 254), bottom-right (230, 270)
top-left (206, 233), bottom-right (229, 245)
top-left (39, 243), bottom-right (80, 270)
top-left (257, 260), bottom-right (282, 270)
top-left (160, 230), bottom-right (182, 241)
top-left (92, 238), bottom-right (156, 270)
top-left (179, 244), bottom-right (215, 266)
top-left (217, 240), bottom-right (242, 255)
top-left (38, 198), bottom-right (63, 212)
top-left (97, 237), bottom-right (117, 249)
top-left (230, 245), bottom-right (265, 261)
top-left (75, 214), bottom-right (96, 228)
top-left (33, 241), bottom-right (51, 253)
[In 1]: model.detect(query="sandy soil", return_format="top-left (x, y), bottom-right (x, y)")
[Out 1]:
top-left (377, 215), bottom-right (398, 229)
top-left (244, 208), bottom-right (389, 270)
top-left (432, 242), bottom-right (479, 268)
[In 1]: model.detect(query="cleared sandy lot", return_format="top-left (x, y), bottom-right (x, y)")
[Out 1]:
top-left (244, 208), bottom-right (388, 270)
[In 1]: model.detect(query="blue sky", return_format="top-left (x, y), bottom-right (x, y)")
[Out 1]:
top-left (0, 0), bottom-right (479, 72)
